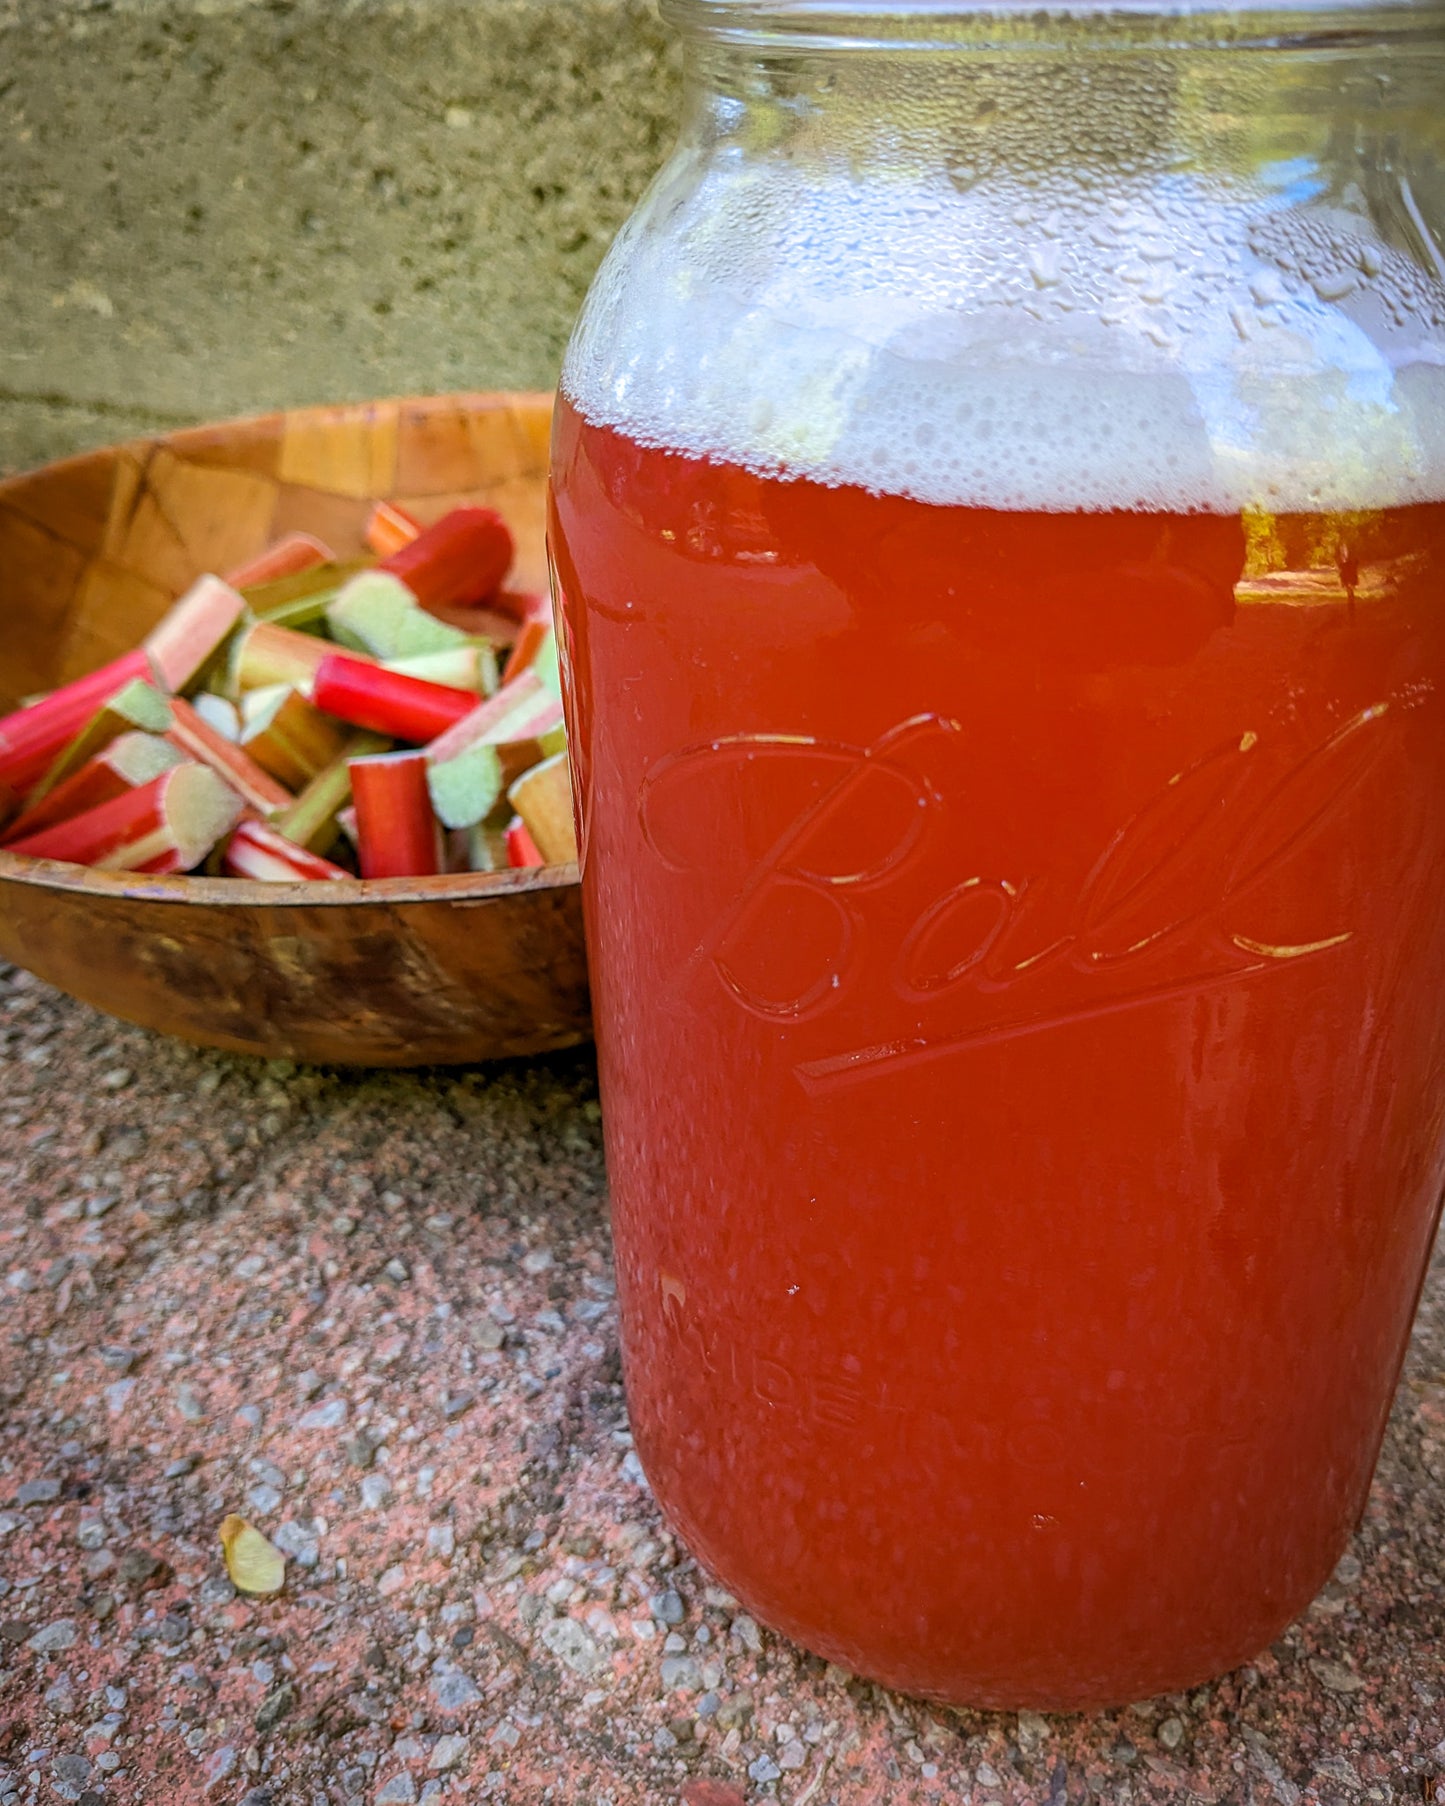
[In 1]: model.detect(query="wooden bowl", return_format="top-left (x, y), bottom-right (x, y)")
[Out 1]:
top-left (0, 393), bottom-right (590, 1067)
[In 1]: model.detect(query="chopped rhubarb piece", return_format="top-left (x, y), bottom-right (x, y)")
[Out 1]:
top-left (25, 678), bottom-right (174, 806)
top-left (0, 649), bottom-right (157, 793)
top-left (364, 500), bottom-right (423, 559)
top-left (192, 693), bottom-right (241, 741)
top-left (428, 742), bottom-right (503, 832)
top-left (326, 571), bottom-right (478, 661)
top-left (222, 818), bottom-right (350, 882)
top-left (424, 671), bottom-right (566, 828)
top-left (229, 621), bottom-right (375, 694)
top-left (2, 733), bottom-right (183, 845)
top-left (378, 506), bottom-right (514, 610)
top-left (244, 559), bottom-right (368, 629)
top-left (424, 671), bottom-right (547, 763)
top-left (383, 644), bottom-right (498, 695)
top-left (6, 763), bottom-right (245, 874)
top-left (225, 532), bottom-right (333, 590)
top-left (239, 687), bottom-right (349, 790)
top-left (494, 588), bottom-right (554, 625)
top-left (166, 696), bottom-right (294, 816)
top-left (457, 821), bottom-right (511, 873)
top-left (349, 750), bottom-right (443, 879)
top-left (507, 751), bottom-right (578, 865)
top-left (502, 619), bottom-right (550, 682)
top-left (143, 574), bottom-right (247, 693)
top-left (505, 815), bottom-right (545, 869)
top-left (274, 732), bottom-right (387, 854)
top-left (311, 655), bottom-right (477, 743)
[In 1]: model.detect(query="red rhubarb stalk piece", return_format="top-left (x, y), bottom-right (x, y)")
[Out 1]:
top-left (24, 679), bottom-right (173, 809)
top-left (505, 816), bottom-right (545, 869)
top-left (364, 501), bottom-right (423, 559)
top-left (222, 818), bottom-right (350, 882)
top-left (6, 763), bottom-right (245, 873)
top-left (1, 734), bottom-right (183, 845)
top-left (311, 654), bottom-right (477, 744)
top-left (424, 671), bottom-right (547, 763)
top-left (502, 618), bottom-right (549, 682)
top-left (378, 506), bottom-right (514, 611)
top-left (349, 750), bottom-right (442, 879)
top-left (143, 574), bottom-right (247, 693)
top-left (166, 696), bottom-right (295, 816)
top-left (0, 649), bottom-right (157, 793)
top-left (225, 532), bottom-right (334, 590)
top-left (424, 671), bottom-right (566, 827)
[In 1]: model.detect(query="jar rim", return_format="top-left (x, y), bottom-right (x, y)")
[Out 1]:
top-left (661, 0), bottom-right (1445, 50)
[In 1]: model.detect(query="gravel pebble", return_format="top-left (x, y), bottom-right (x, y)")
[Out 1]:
top-left (15, 1478), bottom-right (61, 1507)
top-left (297, 1397), bottom-right (348, 1431)
top-left (428, 1735), bottom-right (468, 1772)
top-left (430, 1670), bottom-right (482, 1712)
top-left (28, 1619), bottom-right (78, 1654)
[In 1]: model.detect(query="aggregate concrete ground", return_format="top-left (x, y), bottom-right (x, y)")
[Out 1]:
top-left (0, 970), bottom-right (1442, 1806)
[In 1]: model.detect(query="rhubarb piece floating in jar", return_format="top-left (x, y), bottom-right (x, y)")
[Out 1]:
top-left (143, 574), bottom-right (247, 693)
top-left (349, 749), bottom-right (443, 879)
top-left (222, 818), bottom-right (350, 883)
top-left (311, 654), bottom-right (477, 743)
top-left (5, 762), bottom-right (245, 874)
top-left (378, 506), bottom-right (514, 611)
top-left (166, 697), bottom-right (295, 817)
top-left (507, 750), bottom-right (578, 865)
top-left (364, 499), bottom-right (424, 559)
top-left (0, 648), bottom-right (158, 794)
top-left (1, 733), bottom-right (184, 845)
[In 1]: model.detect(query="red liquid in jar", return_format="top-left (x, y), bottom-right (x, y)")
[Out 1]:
top-left (548, 394), bottom-right (1445, 1708)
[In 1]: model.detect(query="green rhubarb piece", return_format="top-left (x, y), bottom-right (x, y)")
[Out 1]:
top-left (245, 560), bottom-right (370, 627)
top-left (427, 743), bottom-right (504, 832)
top-left (326, 571), bottom-right (475, 661)
top-left (532, 627), bottom-right (562, 701)
top-left (276, 730), bottom-right (389, 852)
top-left (29, 679), bottom-right (175, 803)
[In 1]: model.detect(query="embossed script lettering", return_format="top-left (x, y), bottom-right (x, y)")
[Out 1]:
top-left (640, 702), bottom-right (1403, 1091)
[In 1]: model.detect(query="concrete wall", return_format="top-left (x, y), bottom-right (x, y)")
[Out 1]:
top-left (0, 0), bottom-right (680, 474)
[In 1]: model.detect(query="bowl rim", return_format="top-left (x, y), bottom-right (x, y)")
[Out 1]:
top-left (0, 849), bottom-right (580, 907)
top-left (0, 388), bottom-right (579, 912)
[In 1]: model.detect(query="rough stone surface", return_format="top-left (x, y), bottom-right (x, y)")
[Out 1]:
top-left (0, 0), bottom-right (679, 475)
top-left (0, 962), bottom-right (1441, 1802)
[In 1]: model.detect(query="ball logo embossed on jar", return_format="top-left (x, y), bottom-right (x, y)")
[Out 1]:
top-left (639, 694), bottom-right (1413, 1092)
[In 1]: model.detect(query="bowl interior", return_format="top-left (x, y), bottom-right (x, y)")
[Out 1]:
top-left (0, 391), bottom-right (554, 708)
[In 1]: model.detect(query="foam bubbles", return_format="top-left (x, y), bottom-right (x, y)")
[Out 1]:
top-left (563, 160), bottom-right (1445, 514)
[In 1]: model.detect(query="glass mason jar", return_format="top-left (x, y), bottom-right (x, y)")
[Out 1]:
top-left (548, 0), bottom-right (1445, 1708)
